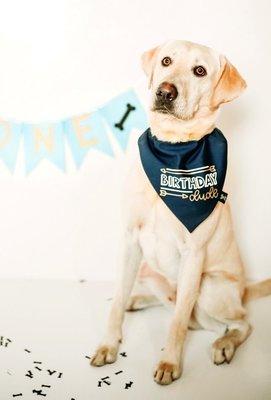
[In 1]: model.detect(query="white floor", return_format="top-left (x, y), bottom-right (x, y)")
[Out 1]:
top-left (1, 279), bottom-right (271, 400)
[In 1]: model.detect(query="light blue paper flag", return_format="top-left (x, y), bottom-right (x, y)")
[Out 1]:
top-left (23, 122), bottom-right (65, 174)
top-left (0, 120), bottom-right (21, 172)
top-left (65, 111), bottom-right (113, 168)
top-left (99, 89), bottom-right (148, 151)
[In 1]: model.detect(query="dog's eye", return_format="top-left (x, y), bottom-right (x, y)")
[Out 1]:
top-left (161, 57), bottom-right (172, 67)
top-left (193, 66), bottom-right (207, 77)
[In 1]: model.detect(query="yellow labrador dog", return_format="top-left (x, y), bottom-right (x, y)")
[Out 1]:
top-left (91, 40), bottom-right (271, 385)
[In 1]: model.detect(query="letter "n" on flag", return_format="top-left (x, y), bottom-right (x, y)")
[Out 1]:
top-left (23, 122), bottom-right (65, 174)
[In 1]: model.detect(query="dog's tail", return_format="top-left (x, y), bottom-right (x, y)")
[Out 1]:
top-left (243, 279), bottom-right (271, 303)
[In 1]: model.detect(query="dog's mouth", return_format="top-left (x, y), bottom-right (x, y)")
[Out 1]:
top-left (151, 105), bottom-right (180, 119)
top-left (152, 104), bottom-right (175, 115)
top-left (151, 104), bottom-right (197, 122)
top-left (152, 107), bottom-right (169, 114)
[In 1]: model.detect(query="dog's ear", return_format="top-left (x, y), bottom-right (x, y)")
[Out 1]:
top-left (141, 46), bottom-right (160, 89)
top-left (211, 55), bottom-right (247, 109)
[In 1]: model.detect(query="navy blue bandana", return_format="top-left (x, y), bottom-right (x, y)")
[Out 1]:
top-left (138, 128), bottom-right (228, 232)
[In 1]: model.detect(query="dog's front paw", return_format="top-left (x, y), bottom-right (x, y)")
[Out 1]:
top-left (154, 361), bottom-right (182, 385)
top-left (90, 345), bottom-right (118, 367)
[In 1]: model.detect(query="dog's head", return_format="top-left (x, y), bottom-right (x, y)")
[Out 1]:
top-left (142, 40), bottom-right (246, 122)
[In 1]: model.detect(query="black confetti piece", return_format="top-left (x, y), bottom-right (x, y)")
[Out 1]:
top-left (58, 372), bottom-right (63, 378)
top-left (115, 370), bottom-right (123, 375)
top-left (120, 352), bottom-right (127, 357)
top-left (47, 370), bottom-right (56, 376)
top-left (101, 376), bottom-right (109, 381)
top-left (33, 361), bottom-right (42, 364)
top-left (24, 349), bottom-right (31, 353)
top-left (33, 389), bottom-right (47, 397)
top-left (97, 381), bottom-right (102, 387)
top-left (41, 385), bottom-right (51, 388)
top-left (125, 381), bottom-right (133, 389)
top-left (103, 380), bottom-right (111, 386)
top-left (35, 366), bottom-right (42, 371)
top-left (26, 370), bottom-right (33, 378)
top-left (12, 395), bottom-right (23, 398)
top-left (85, 356), bottom-right (90, 360)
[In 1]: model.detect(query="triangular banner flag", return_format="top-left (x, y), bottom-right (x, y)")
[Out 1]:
top-left (0, 120), bottom-right (21, 172)
top-left (65, 111), bottom-right (113, 168)
top-left (99, 89), bottom-right (148, 151)
top-left (23, 122), bottom-right (65, 174)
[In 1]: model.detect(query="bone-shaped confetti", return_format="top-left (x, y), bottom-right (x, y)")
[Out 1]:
top-left (26, 370), bottom-right (34, 378)
top-left (47, 369), bottom-right (56, 376)
top-left (125, 381), bottom-right (133, 389)
top-left (33, 389), bottom-right (47, 397)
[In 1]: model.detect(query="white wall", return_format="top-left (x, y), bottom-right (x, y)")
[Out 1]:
top-left (0, 0), bottom-right (270, 281)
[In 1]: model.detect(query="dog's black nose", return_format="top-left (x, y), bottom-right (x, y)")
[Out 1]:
top-left (156, 82), bottom-right (178, 103)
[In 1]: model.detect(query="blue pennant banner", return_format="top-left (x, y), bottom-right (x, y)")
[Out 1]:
top-left (0, 89), bottom-right (147, 174)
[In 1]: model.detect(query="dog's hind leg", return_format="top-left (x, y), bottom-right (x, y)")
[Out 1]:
top-left (211, 318), bottom-right (251, 364)
top-left (127, 263), bottom-right (202, 333)
top-left (126, 293), bottom-right (161, 311)
top-left (125, 271), bottom-right (160, 311)
top-left (126, 262), bottom-right (175, 311)
top-left (196, 272), bottom-right (251, 365)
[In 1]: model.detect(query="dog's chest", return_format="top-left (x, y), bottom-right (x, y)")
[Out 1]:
top-left (138, 210), bottom-right (183, 281)
top-left (126, 157), bottom-right (186, 280)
